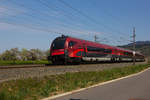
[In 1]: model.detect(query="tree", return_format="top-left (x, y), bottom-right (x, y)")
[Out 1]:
top-left (1, 50), bottom-right (14, 61)
top-left (0, 53), bottom-right (2, 60)
top-left (0, 48), bottom-right (20, 61)
top-left (29, 49), bottom-right (45, 60)
top-left (10, 48), bottom-right (20, 61)
top-left (45, 49), bottom-right (50, 60)
top-left (0, 48), bottom-right (50, 61)
top-left (20, 48), bottom-right (29, 61)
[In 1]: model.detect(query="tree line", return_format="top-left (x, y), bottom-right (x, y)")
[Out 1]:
top-left (0, 48), bottom-right (49, 61)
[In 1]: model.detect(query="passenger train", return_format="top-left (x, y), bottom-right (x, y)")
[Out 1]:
top-left (48, 35), bottom-right (145, 64)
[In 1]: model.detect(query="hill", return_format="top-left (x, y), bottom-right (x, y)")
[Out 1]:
top-left (119, 41), bottom-right (150, 57)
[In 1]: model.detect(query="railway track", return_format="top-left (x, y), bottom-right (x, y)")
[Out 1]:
top-left (0, 62), bottom-right (147, 83)
top-left (0, 61), bottom-right (144, 69)
top-left (0, 62), bottom-right (128, 69)
top-left (0, 64), bottom-right (45, 69)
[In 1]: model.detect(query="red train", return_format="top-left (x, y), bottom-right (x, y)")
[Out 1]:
top-left (48, 35), bottom-right (145, 64)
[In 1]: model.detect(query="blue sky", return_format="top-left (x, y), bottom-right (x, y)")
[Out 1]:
top-left (0, 0), bottom-right (150, 52)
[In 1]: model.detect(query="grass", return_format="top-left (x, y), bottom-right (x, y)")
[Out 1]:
top-left (0, 63), bottom-right (149, 100)
top-left (0, 60), bottom-right (50, 66)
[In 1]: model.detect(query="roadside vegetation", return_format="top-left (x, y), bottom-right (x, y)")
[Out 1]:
top-left (0, 63), bottom-right (149, 100)
top-left (0, 48), bottom-right (50, 66)
top-left (0, 60), bottom-right (49, 66)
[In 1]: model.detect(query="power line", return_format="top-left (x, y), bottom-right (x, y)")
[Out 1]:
top-left (1, 1), bottom-right (90, 36)
top-left (34, 0), bottom-right (92, 32)
top-left (0, 10), bottom-right (96, 40)
top-left (35, 0), bottom-right (116, 41)
top-left (1, 0), bottom-right (131, 45)
top-left (0, 20), bottom-right (63, 35)
top-left (56, 0), bottom-right (131, 43)
top-left (10, 0), bottom-right (107, 39)
top-left (5, 0), bottom-right (123, 43)
top-left (58, 0), bottom-right (133, 45)
top-left (5, 0), bottom-right (85, 33)
top-left (0, 10), bottom-right (64, 35)
top-left (87, 1), bottom-right (133, 44)
top-left (57, 0), bottom-right (129, 38)
top-left (89, 0), bottom-right (132, 29)
top-left (42, 0), bottom-right (119, 41)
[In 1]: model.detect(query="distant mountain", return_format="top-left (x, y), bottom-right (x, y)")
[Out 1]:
top-left (126, 41), bottom-right (150, 46)
top-left (119, 41), bottom-right (150, 57)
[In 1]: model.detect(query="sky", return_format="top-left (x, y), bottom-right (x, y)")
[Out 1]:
top-left (0, 0), bottom-right (150, 53)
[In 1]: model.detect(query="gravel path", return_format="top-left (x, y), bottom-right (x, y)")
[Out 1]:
top-left (0, 62), bottom-right (146, 83)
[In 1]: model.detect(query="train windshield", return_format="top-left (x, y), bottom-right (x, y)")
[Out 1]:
top-left (52, 39), bottom-right (66, 50)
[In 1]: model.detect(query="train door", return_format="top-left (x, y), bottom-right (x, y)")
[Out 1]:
top-left (68, 41), bottom-right (77, 57)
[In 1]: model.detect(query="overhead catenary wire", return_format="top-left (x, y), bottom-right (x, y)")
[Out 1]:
top-left (35, 0), bottom-right (94, 30)
top-left (88, 0), bottom-right (133, 43)
top-left (37, 0), bottom-right (120, 41)
top-left (0, 0), bottom-right (130, 45)
top-left (3, 0), bottom-right (89, 35)
top-left (34, 0), bottom-right (101, 37)
top-left (0, 3), bottom-right (95, 37)
top-left (23, 0), bottom-right (119, 43)
top-left (0, 11), bottom-right (94, 41)
top-left (4, 0), bottom-right (107, 39)
top-left (57, 0), bottom-right (133, 45)
top-left (0, 20), bottom-right (63, 35)
top-left (89, 0), bottom-right (132, 29)
top-left (57, 0), bottom-right (129, 38)
top-left (1, 0), bottom-right (121, 44)
top-left (90, 0), bottom-right (133, 43)
top-left (0, 10), bottom-right (64, 35)
top-left (37, 0), bottom-right (129, 44)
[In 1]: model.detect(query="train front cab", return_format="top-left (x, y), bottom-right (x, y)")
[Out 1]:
top-left (48, 36), bottom-right (68, 64)
top-left (49, 36), bottom-right (83, 64)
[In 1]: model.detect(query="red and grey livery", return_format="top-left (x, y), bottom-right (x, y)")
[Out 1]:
top-left (48, 35), bottom-right (145, 64)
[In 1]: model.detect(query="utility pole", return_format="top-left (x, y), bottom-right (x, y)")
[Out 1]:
top-left (94, 35), bottom-right (99, 43)
top-left (132, 27), bottom-right (136, 65)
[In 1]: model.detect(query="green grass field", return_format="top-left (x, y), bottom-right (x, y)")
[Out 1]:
top-left (0, 60), bottom-right (50, 66)
top-left (0, 63), bottom-right (149, 100)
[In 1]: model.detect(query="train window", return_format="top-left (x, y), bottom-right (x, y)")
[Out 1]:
top-left (69, 41), bottom-right (77, 47)
top-left (87, 46), bottom-right (105, 52)
top-left (104, 49), bottom-right (112, 53)
top-left (52, 39), bottom-right (66, 50)
top-left (135, 54), bottom-right (141, 58)
top-left (124, 52), bottom-right (133, 56)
